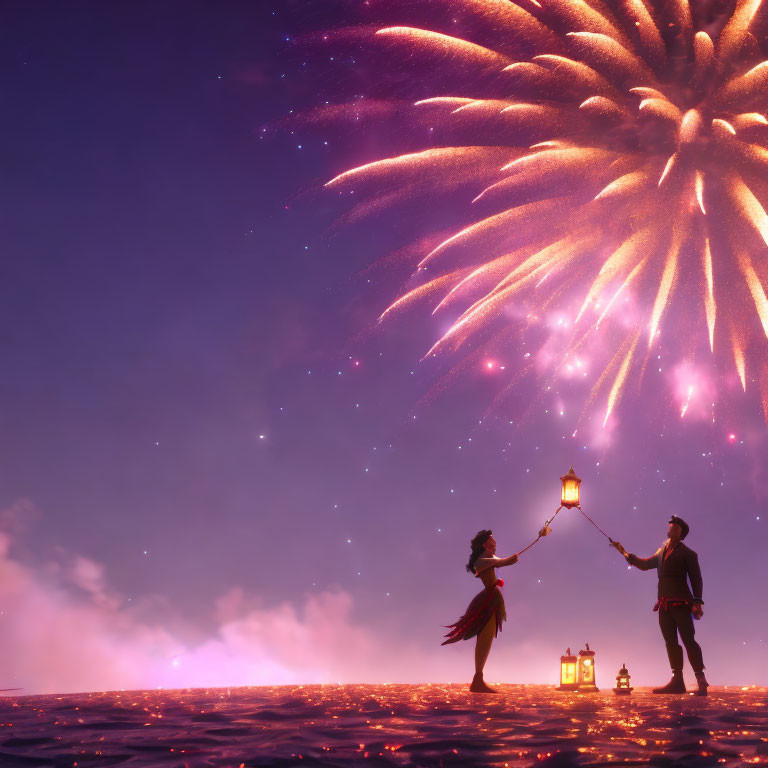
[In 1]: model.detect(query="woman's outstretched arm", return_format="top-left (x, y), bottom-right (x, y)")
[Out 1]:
top-left (474, 553), bottom-right (519, 573)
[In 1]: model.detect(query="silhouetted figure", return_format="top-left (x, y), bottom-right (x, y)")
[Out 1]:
top-left (442, 530), bottom-right (518, 693)
top-left (613, 516), bottom-right (708, 696)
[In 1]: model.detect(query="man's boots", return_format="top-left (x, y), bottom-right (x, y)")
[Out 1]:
top-left (694, 672), bottom-right (709, 696)
top-left (652, 672), bottom-right (686, 694)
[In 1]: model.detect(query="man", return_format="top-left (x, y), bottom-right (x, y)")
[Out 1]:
top-left (612, 516), bottom-right (708, 696)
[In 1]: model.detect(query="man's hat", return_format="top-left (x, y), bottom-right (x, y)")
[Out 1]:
top-left (669, 515), bottom-right (689, 540)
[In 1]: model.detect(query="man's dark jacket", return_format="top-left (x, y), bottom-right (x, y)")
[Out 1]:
top-left (627, 541), bottom-right (703, 604)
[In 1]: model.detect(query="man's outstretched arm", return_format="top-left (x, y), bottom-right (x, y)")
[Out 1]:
top-left (612, 542), bottom-right (659, 571)
top-left (626, 551), bottom-right (660, 570)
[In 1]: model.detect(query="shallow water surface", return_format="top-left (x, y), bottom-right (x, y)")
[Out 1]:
top-left (0, 684), bottom-right (765, 767)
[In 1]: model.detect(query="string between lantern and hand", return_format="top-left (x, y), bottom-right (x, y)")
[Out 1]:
top-left (577, 505), bottom-right (614, 545)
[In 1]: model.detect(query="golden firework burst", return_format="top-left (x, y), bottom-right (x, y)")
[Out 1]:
top-left (326, 0), bottom-right (768, 426)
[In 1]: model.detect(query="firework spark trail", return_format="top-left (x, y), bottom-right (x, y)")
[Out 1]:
top-left (327, 0), bottom-right (768, 425)
top-left (680, 384), bottom-right (694, 418)
top-left (729, 176), bottom-right (768, 248)
top-left (576, 225), bottom-right (655, 322)
top-left (695, 171), bottom-right (706, 215)
top-left (594, 167), bottom-right (654, 201)
top-left (374, 27), bottom-right (512, 68)
top-left (602, 330), bottom-right (642, 427)
top-left (703, 238), bottom-right (716, 352)
top-left (649, 229), bottom-right (684, 347)
top-left (737, 251), bottom-right (768, 339)
top-left (731, 324), bottom-right (748, 391)
top-left (325, 147), bottom-right (511, 188)
top-left (761, 363), bottom-right (768, 422)
top-left (433, 244), bottom-right (544, 313)
top-left (379, 269), bottom-right (473, 321)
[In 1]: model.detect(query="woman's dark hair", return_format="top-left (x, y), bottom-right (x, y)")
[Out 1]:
top-left (466, 529), bottom-right (493, 574)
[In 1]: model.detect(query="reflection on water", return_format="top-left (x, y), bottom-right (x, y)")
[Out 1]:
top-left (0, 684), bottom-right (765, 766)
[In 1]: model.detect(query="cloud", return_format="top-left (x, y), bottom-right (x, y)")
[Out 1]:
top-left (0, 498), bottom-right (39, 535)
top-left (0, 502), bottom-right (379, 694)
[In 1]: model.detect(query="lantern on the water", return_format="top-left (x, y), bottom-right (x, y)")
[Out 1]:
top-left (557, 648), bottom-right (578, 691)
top-left (577, 644), bottom-right (598, 692)
top-left (614, 663), bottom-right (633, 695)
top-left (560, 466), bottom-right (581, 508)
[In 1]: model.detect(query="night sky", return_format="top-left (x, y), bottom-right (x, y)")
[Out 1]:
top-left (1, 1), bottom-right (767, 695)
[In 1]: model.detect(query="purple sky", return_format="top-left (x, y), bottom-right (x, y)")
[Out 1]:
top-left (1, 1), bottom-right (766, 694)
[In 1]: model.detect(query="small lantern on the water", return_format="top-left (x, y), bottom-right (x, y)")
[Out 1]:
top-left (557, 648), bottom-right (578, 691)
top-left (577, 644), bottom-right (598, 692)
top-left (614, 663), bottom-right (633, 695)
top-left (560, 466), bottom-right (581, 508)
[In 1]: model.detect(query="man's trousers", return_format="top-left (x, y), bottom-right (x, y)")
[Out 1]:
top-left (658, 605), bottom-right (704, 674)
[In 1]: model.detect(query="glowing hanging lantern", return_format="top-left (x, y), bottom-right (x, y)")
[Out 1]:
top-left (614, 663), bottom-right (633, 695)
top-left (560, 466), bottom-right (581, 508)
top-left (577, 644), bottom-right (598, 692)
top-left (557, 648), bottom-right (578, 691)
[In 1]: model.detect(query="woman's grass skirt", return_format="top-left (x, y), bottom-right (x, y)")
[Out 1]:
top-left (441, 581), bottom-right (506, 645)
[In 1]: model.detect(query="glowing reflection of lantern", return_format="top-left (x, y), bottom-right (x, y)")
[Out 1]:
top-left (560, 466), bottom-right (581, 508)
top-left (557, 648), bottom-right (578, 691)
top-left (577, 644), bottom-right (598, 692)
top-left (614, 663), bottom-right (633, 695)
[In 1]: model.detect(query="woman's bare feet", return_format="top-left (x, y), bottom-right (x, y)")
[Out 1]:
top-left (470, 673), bottom-right (498, 693)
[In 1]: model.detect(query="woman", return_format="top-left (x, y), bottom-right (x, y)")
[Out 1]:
top-left (441, 529), bottom-right (518, 693)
